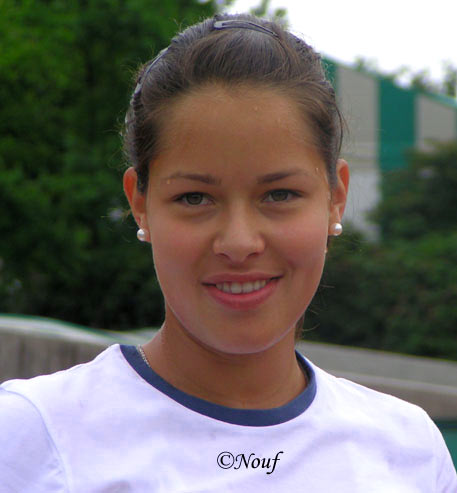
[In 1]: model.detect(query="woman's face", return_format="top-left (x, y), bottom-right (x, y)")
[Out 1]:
top-left (125, 85), bottom-right (348, 355)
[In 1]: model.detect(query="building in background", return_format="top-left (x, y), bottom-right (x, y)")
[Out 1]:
top-left (324, 57), bottom-right (457, 238)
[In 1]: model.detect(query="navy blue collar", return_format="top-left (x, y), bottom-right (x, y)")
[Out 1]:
top-left (120, 344), bottom-right (316, 427)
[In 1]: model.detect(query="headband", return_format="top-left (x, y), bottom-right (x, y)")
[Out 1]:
top-left (132, 47), bottom-right (168, 98)
top-left (213, 19), bottom-right (279, 38)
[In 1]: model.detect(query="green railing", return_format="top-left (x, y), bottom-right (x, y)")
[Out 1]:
top-left (436, 421), bottom-right (457, 468)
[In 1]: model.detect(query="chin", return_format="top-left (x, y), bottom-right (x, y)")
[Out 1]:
top-left (197, 325), bottom-right (294, 357)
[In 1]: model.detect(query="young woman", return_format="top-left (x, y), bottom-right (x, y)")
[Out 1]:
top-left (1, 13), bottom-right (456, 492)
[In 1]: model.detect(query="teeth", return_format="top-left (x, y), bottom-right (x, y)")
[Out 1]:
top-left (215, 280), bottom-right (268, 294)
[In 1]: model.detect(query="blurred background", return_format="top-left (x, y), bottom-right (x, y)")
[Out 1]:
top-left (1, 0), bottom-right (456, 461)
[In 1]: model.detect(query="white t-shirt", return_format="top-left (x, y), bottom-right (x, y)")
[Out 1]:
top-left (0, 344), bottom-right (455, 492)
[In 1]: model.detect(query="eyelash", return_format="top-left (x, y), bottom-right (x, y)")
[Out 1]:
top-left (174, 189), bottom-right (301, 207)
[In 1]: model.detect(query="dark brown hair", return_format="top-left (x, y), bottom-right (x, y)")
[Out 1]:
top-left (123, 13), bottom-right (345, 338)
top-left (124, 13), bottom-right (343, 193)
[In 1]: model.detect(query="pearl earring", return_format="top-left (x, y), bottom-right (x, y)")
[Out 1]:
top-left (330, 222), bottom-right (343, 236)
top-left (137, 228), bottom-right (147, 242)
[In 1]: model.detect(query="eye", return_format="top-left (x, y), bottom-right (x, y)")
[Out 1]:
top-left (175, 192), bottom-right (212, 206)
top-left (264, 189), bottom-right (300, 202)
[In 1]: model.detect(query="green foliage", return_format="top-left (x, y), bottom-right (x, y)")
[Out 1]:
top-left (442, 61), bottom-right (457, 98)
top-left (371, 140), bottom-right (457, 240)
top-left (0, 0), bottom-right (221, 329)
top-left (305, 229), bottom-right (457, 360)
top-left (304, 143), bottom-right (457, 361)
top-left (249, 0), bottom-right (287, 24)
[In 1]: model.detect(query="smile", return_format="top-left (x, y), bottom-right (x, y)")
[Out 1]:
top-left (204, 277), bottom-right (280, 310)
top-left (215, 279), bottom-right (270, 294)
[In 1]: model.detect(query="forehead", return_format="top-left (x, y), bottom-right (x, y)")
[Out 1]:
top-left (162, 84), bottom-right (310, 144)
top-left (151, 84), bottom-right (324, 180)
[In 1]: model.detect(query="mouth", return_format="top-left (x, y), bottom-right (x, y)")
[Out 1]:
top-left (208, 277), bottom-right (279, 295)
top-left (202, 277), bottom-right (281, 310)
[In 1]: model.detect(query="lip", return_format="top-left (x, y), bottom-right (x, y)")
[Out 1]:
top-left (203, 277), bottom-right (280, 311)
top-left (202, 272), bottom-right (281, 285)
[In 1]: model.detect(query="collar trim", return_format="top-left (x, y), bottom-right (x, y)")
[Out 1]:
top-left (120, 344), bottom-right (316, 427)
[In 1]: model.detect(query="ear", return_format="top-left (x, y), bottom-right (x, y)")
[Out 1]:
top-left (329, 159), bottom-right (349, 224)
top-left (123, 167), bottom-right (149, 236)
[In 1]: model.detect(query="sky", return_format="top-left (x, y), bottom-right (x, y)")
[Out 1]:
top-left (226, 0), bottom-right (457, 86)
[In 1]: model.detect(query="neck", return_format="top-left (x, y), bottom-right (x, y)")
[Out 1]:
top-left (142, 320), bottom-right (307, 409)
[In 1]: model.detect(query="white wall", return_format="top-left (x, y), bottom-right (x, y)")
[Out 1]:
top-left (338, 67), bottom-right (380, 239)
top-left (417, 95), bottom-right (457, 150)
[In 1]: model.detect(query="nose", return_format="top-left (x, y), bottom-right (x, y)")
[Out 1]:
top-left (212, 205), bottom-right (266, 264)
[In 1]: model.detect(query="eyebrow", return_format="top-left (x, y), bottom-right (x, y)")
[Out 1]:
top-left (162, 172), bottom-right (222, 185)
top-left (257, 169), bottom-right (309, 184)
top-left (162, 168), bottom-right (309, 185)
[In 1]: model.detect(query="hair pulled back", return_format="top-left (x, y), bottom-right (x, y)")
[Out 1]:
top-left (123, 13), bottom-right (343, 194)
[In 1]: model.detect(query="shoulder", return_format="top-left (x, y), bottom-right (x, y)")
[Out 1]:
top-left (0, 344), bottom-right (128, 491)
top-left (307, 355), bottom-right (431, 424)
top-left (1, 344), bottom-right (125, 405)
top-left (0, 344), bottom-right (128, 446)
top-left (0, 388), bottom-right (68, 492)
top-left (304, 356), bottom-right (457, 486)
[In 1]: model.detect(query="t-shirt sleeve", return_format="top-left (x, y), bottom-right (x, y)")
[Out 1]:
top-left (0, 387), bottom-right (68, 493)
top-left (426, 413), bottom-right (457, 492)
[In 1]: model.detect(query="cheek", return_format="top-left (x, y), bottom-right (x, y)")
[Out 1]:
top-left (148, 218), bottom-right (206, 285)
top-left (275, 211), bottom-right (328, 267)
top-left (276, 215), bottom-right (328, 317)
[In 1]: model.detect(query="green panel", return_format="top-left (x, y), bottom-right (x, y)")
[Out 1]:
top-left (436, 420), bottom-right (457, 469)
top-left (379, 79), bottom-right (415, 171)
top-left (322, 57), bottom-right (338, 94)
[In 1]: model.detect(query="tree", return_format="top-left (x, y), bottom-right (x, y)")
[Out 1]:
top-left (442, 61), bottom-right (457, 98)
top-left (0, 0), bottom-right (224, 329)
top-left (371, 141), bottom-right (457, 240)
top-left (249, 0), bottom-right (287, 23)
